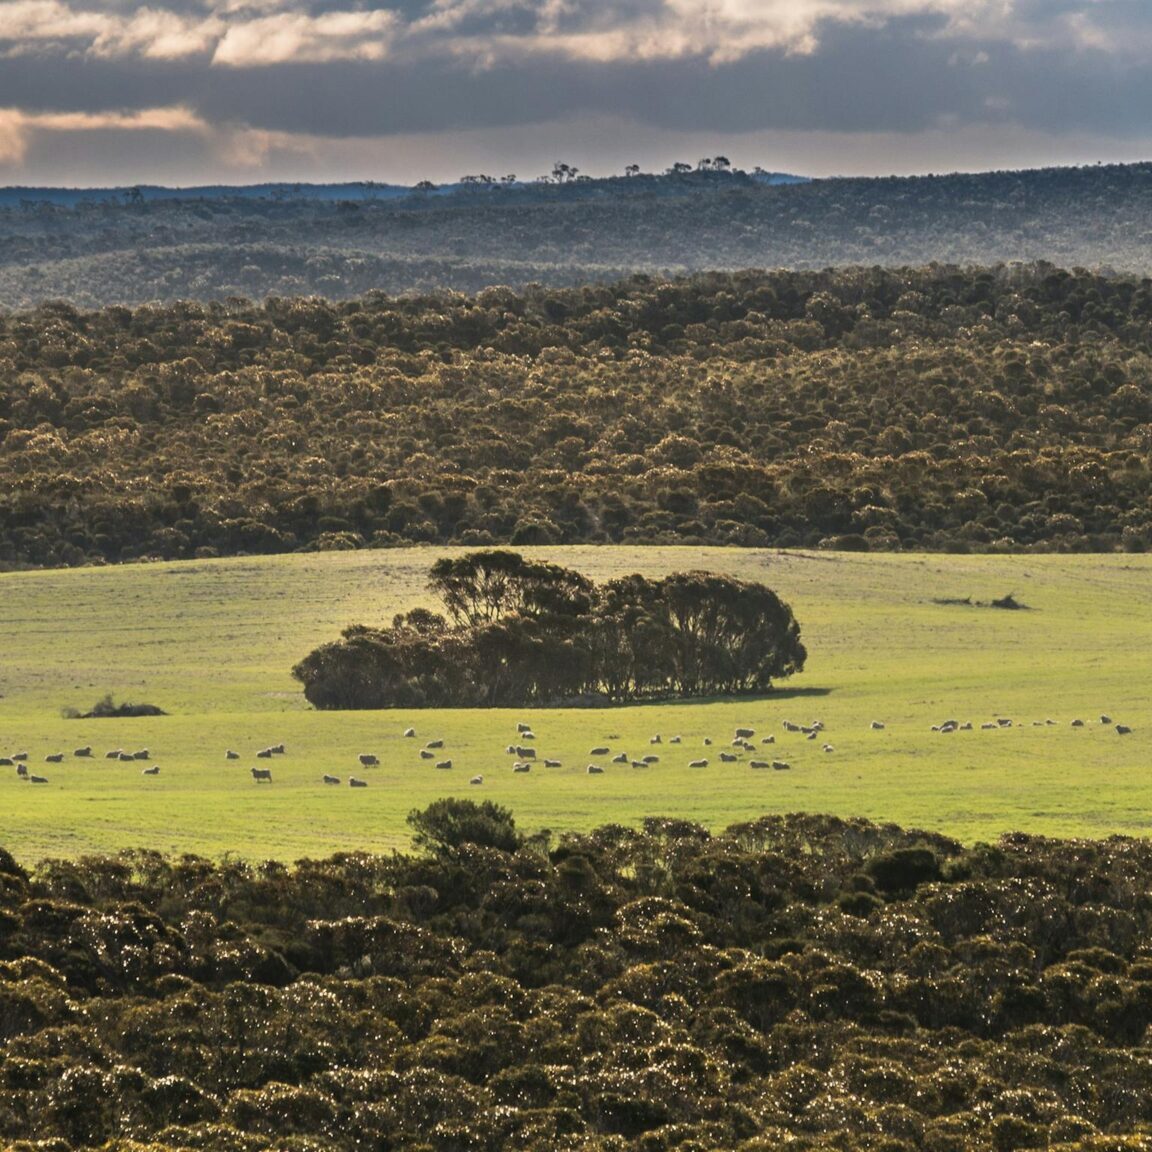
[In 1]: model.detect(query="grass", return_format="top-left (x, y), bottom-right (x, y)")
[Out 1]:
top-left (1, 546), bottom-right (1150, 865)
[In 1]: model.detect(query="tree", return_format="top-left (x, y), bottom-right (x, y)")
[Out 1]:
top-left (407, 798), bottom-right (522, 856)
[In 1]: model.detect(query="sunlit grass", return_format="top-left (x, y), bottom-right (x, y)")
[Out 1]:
top-left (1, 547), bottom-right (1150, 863)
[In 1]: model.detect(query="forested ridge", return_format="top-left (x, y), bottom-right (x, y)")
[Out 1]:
top-left (2, 263), bottom-right (1152, 567)
top-left (4, 163), bottom-right (1152, 307)
top-left (4, 812), bottom-right (1152, 1150)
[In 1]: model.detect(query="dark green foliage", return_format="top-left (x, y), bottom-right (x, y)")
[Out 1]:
top-left (4, 264), bottom-right (1152, 566)
top-left (293, 551), bottom-right (805, 708)
top-left (5, 820), bottom-right (1152, 1148)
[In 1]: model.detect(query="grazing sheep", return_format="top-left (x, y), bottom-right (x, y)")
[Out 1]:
top-left (403, 728), bottom-right (416, 738)
top-left (73, 747), bottom-right (91, 758)
top-left (590, 746), bottom-right (610, 756)
top-left (544, 759), bottom-right (562, 768)
top-left (513, 763), bottom-right (531, 773)
top-left (688, 759), bottom-right (709, 768)
top-left (420, 750), bottom-right (435, 760)
top-left (612, 752), bottom-right (629, 763)
top-left (470, 774), bottom-right (483, 785)
top-left (516, 746), bottom-right (536, 760)
top-left (0, 757), bottom-right (12, 766)
top-left (823, 744), bottom-right (835, 752)
top-left (226, 750), bottom-right (240, 760)
top-left (771, 760), bottom-right (791, 771)
top-left (703, 738), bottom-right (712, 746)
top-left (870, 721), bottom-right (885, 730)
top-left (1046, 719), bottom-right (1057, 726)
top-left (517, 722), bottom-right (533, 733)
top-left (735, 727), bottom-right (755, 739)
top-left (749, 760), bottom-right (770, 769)
top-left (358, 754), bottom-right (380, 767)
top-left (133, 750), bottom-right (149, 760)
top-left (105, 749), bottom-right (122, 759)
top-left (118, 753), bottom-right (135, 763)
top-left (349, 777), bottom-right (368, 788)
top-left (435, 760), bottom-right (453, 770)
top-left (269, 744), bottom-right (286, 755)
top-left (323, 774), bottom-right (341, 785)
top-left (257, 748), bottom-right (273, 759)
top-left (29, 774), bottom-right (48, 784)
top-left (1101, 715), bottom-right (1113, 724)
top-left (806, 731), bottom-right (818, 741)
top-left (631, 760), bottom-right (647, 768)
top-left (642, 755), bottom-right (659, 764)
top-left (519, 731), bottom-right (536, 741)
top-left (607, 734), bottom-right (621, 740)
top-left (761, 735), bottom-right (776, 745)
top-left (45, 753), bottom-right (63, 763)
top-left (1071, 719), bottom-right (1085, 727)
top-left (251, 766), bottom-right (272, 782)
top-left (426, 739), bottom-right (444, 749)
top-left (997, 718), bottom-right (1012, 727)
top-left (1117, 724), bottom-right (1133, 735)
top-left (16, 764), bottom-right (28, 777)
top-left (506, 745), bottom-right (517, 755)
top-left (783, 721), bottom-right (801, 733)
top-left (650, 735), bottom-right (662, 744)
top-left (12, 752), bottom-right (27, 762)
top-left (586, 764), bottom-right (604, 774)
top-left (960, 722), bottom-right (973, 730)
top-left (669, 736), bottom-right (681, 744)
top-left (719, 752), bottom-right (738, 763)
top-left (142, 765), bottom-right (160, 776)
top-left (981, 722), bottom-right (997, 730)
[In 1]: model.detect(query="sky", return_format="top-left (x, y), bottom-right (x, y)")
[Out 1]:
top-left (1, 0), bottom-right (1151, 187)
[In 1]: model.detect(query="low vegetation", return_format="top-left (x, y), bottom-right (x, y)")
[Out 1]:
top-left (5, 808), bottom-right (1152, 1150)
top-left (3, 263), bottom-right (1152, 567)
top-left (293, 551), bottom-right (805, 708)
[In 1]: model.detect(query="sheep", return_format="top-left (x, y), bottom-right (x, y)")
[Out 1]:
top-left (669, 736), bottom-right (682, 744)
top-left (761, 735), bottom-right (776, 745)
top-left (133, 750), bottom-right (149, 760)
top-left (513, 763), bottom-right (531, 773)
top-left (516, 746), bottom-right (536, 760)
top-left (226, 750), bottom-right (240, 760)
top-left (806, 731), bottom-right (818, 741)
top-left (420, 750), bottom-right (435, 760)
top-left (426, 739), bottom-right (444, 750)
top-left (506, 745), bottom-right (517, 755)
top-left (435, 760), bottom-right (453, 770)
top-left (73, 747), bottom-right (91, 758)
top-left (519, 731), bottom-right (536, 741)
top-left (0, 757), bottom-right (11, 766)
top-left (586, 764), bottom-right (604, 774)
top-left (119, 753), bottom-right (135, 763)
top-left (323, 774), bottom-right (341, 785)
top-left (251, 766), bottom-right (273, 782)
top-left (735, 727), bottom-right (755, 739)
top-left (470, 774), bottom-right (484, 785)
top-left (349, 777), bottom-right (368, 788)
top-left (403, 727), bottom-right (416, 738)
top-left (1101, 715), bottom-right (1113, 724)
top-left (981, 722), bottom-right (997, 730)
top-left (1071, 719), bottom-right (1085, 727)
top-left (783, 721), bottom-right (801, 733)
top-left (590, 746), bottom-right (610, 756)
top-left (719, 752), bottom-right (739, 762)
top-left (544, 759), bottom-right (562, 768)
top-left (105, 749), bottom-right (123, 759)
top-left (12, 752), bottom-right (27, 762)
top-left (703, 737), bottom-right (712, 746)
top-left (771, 760), bottom-right (791, 771)
top-left (631, 760), bottom-right (647, 768)
top-left (269, 744), bottom-right (286, 755)
top-left (1117, 724), bottom-right (1133, 735)
top-left (611, 752), bottom-right (628, 763)
top-left (997, 718), bottom-right (1012, 727)
top-left (870, 721), bottom-right (885, 730)
top-left (749, 760), bottom-right (770, 769)
top-left (960, 722), bottom-right (973, 730)
top-left (688, 759), bottom-right (709, 768)
top-left (45, 753), bottom-right (63, 763)
top-left (16, 764), bottom-right (28, 777)
top-left (642, 755), bottom-right (659, 764)
top-left (517, 722), bottom-right (533, 734)
top-left (650, 735), bottom-right (662, 744)
top-left (142, 765), bottom-right (160, 776)
top-left (257, 748), bottom-right (273, 759)
top-left (358, 754), bottom-right (380, 767)
top-left (29, 774), bottom-right (48, 784)
top-left (823, 744), bottom-right (835, 753)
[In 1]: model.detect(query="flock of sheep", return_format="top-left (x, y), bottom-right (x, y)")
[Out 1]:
top-left (4, 712), bottom-right (1136, 789)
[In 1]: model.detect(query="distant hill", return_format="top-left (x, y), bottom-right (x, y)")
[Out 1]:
top-left (1, 163), bottom-right (1151, 308)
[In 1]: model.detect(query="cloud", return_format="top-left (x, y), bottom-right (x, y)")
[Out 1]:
top-left (211, 9), bottom-right (399, 65)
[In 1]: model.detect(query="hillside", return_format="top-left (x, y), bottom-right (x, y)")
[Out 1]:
top-left (1, 264), bottom-right (1151, 567)
top-left (2, 163), bottom-right (1152, 308)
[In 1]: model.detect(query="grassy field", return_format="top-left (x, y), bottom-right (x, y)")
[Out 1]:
top-left (1, 546), bottom-right (1150, 865)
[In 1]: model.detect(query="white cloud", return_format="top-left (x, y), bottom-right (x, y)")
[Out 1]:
top-left (211, 9), bottom-right (398, 64)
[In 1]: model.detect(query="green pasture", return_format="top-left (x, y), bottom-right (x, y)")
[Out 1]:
top-left (1, 547), bottom-right (1150, 865)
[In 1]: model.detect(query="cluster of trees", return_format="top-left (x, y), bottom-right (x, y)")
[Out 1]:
top-left (4, 162), bottom-right (1152, 308)
top-left (1, 264), bottom-right (1151, 567)
top-left (5, 809), bottom-right (1152, 1149)
top-left (292, 551), bottom-right (805, 708)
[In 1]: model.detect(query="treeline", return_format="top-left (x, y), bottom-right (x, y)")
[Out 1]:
top-left (292, 551), bottom-right (805, 708)
top-left (2, 263), bottom-right (1152, 567)
top-left (5, 808), bottom-right (1152, 1149)
top-left (5, 162), bottom-right (1152, 307)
